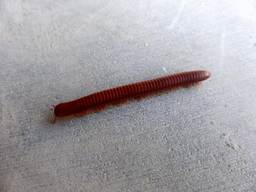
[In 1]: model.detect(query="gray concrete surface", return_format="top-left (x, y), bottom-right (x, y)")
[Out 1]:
top-left (1, 0), bottom-right (256, 191)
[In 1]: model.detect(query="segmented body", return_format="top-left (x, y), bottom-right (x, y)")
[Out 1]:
top-left (53, 70), bottom-right (211, 123)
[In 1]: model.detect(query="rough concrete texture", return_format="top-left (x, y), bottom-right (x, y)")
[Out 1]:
top-left (1, 0), bottom-right (256, 191)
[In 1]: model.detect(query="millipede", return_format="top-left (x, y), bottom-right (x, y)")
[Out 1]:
top-left (52, 70), bottom-right (211, 123)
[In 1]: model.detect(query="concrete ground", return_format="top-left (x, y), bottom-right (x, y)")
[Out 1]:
top-left (1, 0), bottom-right (256, 191)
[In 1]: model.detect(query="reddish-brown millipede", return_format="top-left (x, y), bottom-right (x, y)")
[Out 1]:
top-left (52, 70), bottom-right (211, 123)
